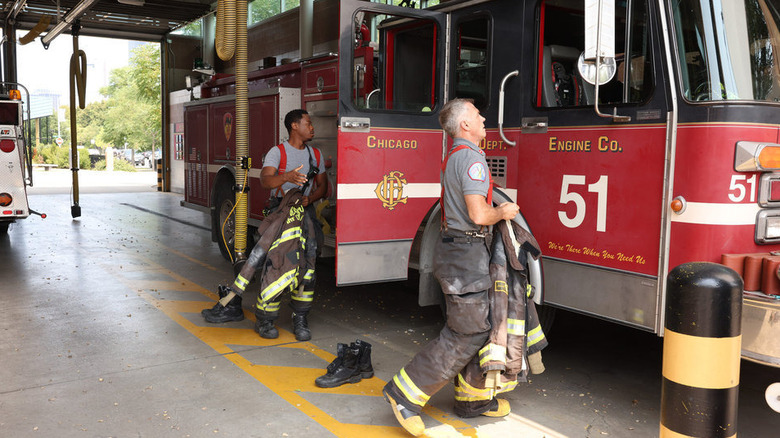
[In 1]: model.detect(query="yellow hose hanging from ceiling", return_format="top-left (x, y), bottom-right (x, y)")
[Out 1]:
top-left (215, 0), bottom-right (236, 61)
top-left (19, 15), bottom-right (51, 45)
top-left (69, 28), bottom-right (87, 218)
top-left (216, 0), bottom-right (249, 265)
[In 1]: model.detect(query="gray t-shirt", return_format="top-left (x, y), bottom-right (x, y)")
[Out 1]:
top-left (441, 138), bottom-right (490, 232)
top-left (263, 141), bottom-right (326, 197)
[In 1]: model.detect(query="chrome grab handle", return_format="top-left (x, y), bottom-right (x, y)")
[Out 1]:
top-left (366, 88), bottom-right (380, 108)
top-left (499, 70), bottom-right (519, 147)
top-left (354, 65), bottom-right (365, 104)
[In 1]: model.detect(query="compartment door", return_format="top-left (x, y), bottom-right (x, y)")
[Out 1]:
top-left (184, 105), bottom-right (209, 207)
top-left (337, 1), bottom-right (446, 285)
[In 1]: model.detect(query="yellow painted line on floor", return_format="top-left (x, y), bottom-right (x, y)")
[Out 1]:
top-left (113, 254), bottom-right (481, 438)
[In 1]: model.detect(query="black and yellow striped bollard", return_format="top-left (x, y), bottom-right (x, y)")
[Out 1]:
top-left (661, 262), bottom-right (742, 438)
top-left (156, 158), bottom-right (163, 191)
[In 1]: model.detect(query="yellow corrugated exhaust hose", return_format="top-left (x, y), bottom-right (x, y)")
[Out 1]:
top-left (69, 27), bottom-right (87, 218)
top-left (19, 15), bottom-right (51, 45)
top-left (216, 0), bottom-right (249, 267)
top-left (215, 0), bottom-right (236, 62)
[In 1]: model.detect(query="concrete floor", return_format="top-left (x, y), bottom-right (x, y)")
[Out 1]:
top-left (1, 170), bottom-right (779, 437)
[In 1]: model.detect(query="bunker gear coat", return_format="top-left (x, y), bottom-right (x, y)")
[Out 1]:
top-left (229, 188), bottom-right (318, 320)
top-left (453, 220), bottom-right (547, 417)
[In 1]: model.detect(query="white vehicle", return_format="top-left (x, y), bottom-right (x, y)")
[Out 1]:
top-left (0, 84), bottom-right (41, 233)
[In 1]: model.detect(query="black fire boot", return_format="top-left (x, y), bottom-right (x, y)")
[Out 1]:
top-left (354, 339), bottom-right (374, 379)
top-left (254, 319), bottom-right (279, 339)
top-left (314, 343), bottom-right (347, 387)
top-left (292, 311), bottom-right (312, 341)
top-left (202, 286), bottom-right (244, 323)
top-left (314, 344), bottom-right (362, 388)
top-left (201, 284), bottom-right (230, 316)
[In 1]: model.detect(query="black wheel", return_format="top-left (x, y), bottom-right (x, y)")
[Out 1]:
top-left (0, 222), bottom-right (9, 234)
top-left (214, 181), bottom-right (256, 262)
top-left (215, 182), bottom-right (236, 261)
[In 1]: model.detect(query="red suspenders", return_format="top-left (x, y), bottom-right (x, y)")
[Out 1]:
top-left (274, 144), bottom-right (322, 197)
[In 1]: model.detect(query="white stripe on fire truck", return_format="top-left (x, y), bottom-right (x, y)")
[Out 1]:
top-left (337, 183), bottom-right (441, 200)
top-left (670, 202), bottom-right (761, 226)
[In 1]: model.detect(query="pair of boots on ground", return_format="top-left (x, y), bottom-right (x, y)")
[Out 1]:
top-left (315, 339), bottom-right (374, 388)
top-left (201, 285), bottom-right (311, 341)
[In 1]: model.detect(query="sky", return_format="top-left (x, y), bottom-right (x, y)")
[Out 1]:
top-left (15, 33), bottom-right (139, 107)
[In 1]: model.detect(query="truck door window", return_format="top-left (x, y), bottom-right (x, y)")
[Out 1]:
top-left (673, 0), bottom-right (780, 102)
top-left (455, 17), bottom-right (490, 110)
top-left (537, 0), bottom-right (653, 108)
top-left (353, 11), bottom-right (439, 112)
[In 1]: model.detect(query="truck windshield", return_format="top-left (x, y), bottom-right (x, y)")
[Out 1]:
top-left (673, 0), bottom-right (780, 102)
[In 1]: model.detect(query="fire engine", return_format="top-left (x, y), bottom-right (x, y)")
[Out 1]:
top-left (181, 0), bottom-right (780, 371)
top-left (0, 84), bottom-right (35, 234)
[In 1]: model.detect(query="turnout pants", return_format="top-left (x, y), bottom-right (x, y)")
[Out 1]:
top-left (384, 236), bottom-right (493, 415)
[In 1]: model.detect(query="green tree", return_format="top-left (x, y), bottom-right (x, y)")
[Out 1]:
top-left (173, 19), bottom-right (202, 37)
top-left (99, 42), bottom-right (161, 152)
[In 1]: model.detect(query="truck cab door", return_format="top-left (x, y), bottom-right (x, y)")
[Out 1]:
top-left (515, 0), bottom-right (670, 330)
top-left (445, 0), bottom-right (526, 194)
top-left (337, 1), bottom-right (446, 286)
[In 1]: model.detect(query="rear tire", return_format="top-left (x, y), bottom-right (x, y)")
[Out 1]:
top-left (0, 222), bottom-right (9, 234)
top-left (214, 181), bottom-right (256, 262)
top-left (215, 182), bottom-right (235, 261)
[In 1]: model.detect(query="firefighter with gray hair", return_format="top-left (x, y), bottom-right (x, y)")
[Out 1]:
top-left (383, 98), bottom-right (533, 436)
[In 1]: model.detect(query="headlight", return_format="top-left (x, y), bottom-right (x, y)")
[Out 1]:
top-left (756, 210), bottom-right (780, 243)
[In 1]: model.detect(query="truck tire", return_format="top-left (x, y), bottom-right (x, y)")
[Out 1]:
top-left (0, 222), bottom-right (8, 234)
top-left (214, 182), bottom-right (235, 260)
top-left (214, 181), bottom-right (256, 261)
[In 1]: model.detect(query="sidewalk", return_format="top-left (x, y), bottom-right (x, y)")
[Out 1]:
top-left (27, 168), bottom-right (158, 194)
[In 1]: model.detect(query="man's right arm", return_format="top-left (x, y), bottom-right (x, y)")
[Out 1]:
top-left (465, 194), bottom-right (519, 226)
top-left (261, 165), bottom-right (306, 190)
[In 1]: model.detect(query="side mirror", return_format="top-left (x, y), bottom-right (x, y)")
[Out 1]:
top-left (579, 0), bottom-right (616, 85)
top-left (579, 0), bottom-right (630, 122)
top-left (577, 53), bottom-right (616, 85)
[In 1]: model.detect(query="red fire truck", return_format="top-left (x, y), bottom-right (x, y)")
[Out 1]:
top-left (0, 84), bottom-right (34, 234)
top-left (181, 0), bottom-right (780, 370)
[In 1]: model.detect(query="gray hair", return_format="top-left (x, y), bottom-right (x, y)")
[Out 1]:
top-left (438, 98), bottom-right (474, 138)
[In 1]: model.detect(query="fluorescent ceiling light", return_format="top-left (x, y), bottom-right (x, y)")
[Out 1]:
top-left (40, 0), bottom-right (100, 48)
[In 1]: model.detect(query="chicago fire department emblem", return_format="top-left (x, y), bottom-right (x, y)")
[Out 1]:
top-left (223, 112), bottom-right (233, 141)
top-left (375, 171), bottom-right (408, 210)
